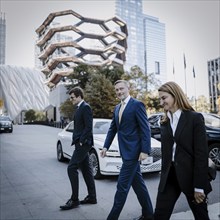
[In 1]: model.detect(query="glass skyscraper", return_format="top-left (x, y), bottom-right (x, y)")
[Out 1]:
top-left (115, 0), bottom-right (167, 84)
top-left (115, 0), bottom-right (145, 71)
top-left (144, 14), bottom-right (166, 84)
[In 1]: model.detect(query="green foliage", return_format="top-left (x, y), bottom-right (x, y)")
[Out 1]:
top-left (123, 66), bottom-right (162, 113)
top-left (35, 111), bottom-right (46, 121)
top-left (189, 95), bottom-right (210, 112)
top-left (99, 66), bottom-right (125, 84)
top-left (59, 100), bottom-right (74, 120)
top-left (24, 109), bottom-right (37, 122)
top-left (65, 64), bottom-right (91, 91)
top-left (60, 64), bottom-right (161, 118)
top-left (85, 73), bottom-right (117, 118)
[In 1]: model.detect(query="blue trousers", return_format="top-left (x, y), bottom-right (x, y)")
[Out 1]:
top-left (107, 159), bottom-right (153, 220)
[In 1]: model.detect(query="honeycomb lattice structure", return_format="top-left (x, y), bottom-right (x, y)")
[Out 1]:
top-left (35, 10), bottom-right (128, 87)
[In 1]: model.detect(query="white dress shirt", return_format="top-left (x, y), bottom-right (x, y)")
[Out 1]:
top-left (167, 109), bottom-right (181, 161)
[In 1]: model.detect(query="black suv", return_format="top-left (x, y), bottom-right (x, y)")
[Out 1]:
top-left (0, 115), bottom-right (13, 133)
top-left (148, 112), bottom-right (220, 170)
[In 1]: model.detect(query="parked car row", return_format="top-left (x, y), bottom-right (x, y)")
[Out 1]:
top-left (57, 118), bottom-right (162, 179)
top-left (56, 112), bottom-right (220, 178)
top-left (148, 112), bottom-right (220, 170)
top-left (0, 115), bottom-right (13, 133)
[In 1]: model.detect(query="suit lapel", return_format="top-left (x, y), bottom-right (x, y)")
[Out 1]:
top-left (116, 98), bottom-right (133, 125)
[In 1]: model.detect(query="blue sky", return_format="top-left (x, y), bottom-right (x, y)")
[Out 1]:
top-left (1, 0), bottom-right (219, 99)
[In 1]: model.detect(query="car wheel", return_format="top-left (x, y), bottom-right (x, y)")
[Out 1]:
top-left (89, 149), bottom-right (102, 179)
top-left (209, 143), bottom-right (220, 170)
top-left (57, 142), bottom-right (65, 162)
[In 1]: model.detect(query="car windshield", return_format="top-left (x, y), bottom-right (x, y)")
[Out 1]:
top-left (0, 116), bottom-right (11, 121)
top-left (93, 121), bottom-right (111, 134)
top-left (65, 120), bottom-right (111, 134)
top-left (202, 113), bottom-right (220, 128)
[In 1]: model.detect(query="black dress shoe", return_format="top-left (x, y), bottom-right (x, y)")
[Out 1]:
top-left (60, 199), bottom-right (80, 210)
top-left (133, 215), bottom-right (154, 220)
top-left (80, 195), bottom-right (97, 204)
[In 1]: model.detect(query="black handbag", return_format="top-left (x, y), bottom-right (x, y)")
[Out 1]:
top-left (208, 158), bottom-right (217, 181)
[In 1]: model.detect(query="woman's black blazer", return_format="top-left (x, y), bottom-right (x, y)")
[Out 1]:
top-left (158, 110), bottom-right (212, 195)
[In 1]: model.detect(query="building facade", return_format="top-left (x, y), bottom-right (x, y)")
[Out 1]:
top-left (143, 14), bottom-right (166, 85)
top-left (115, 0), bottom-right (145, 71)
top-left (0, 13), bottom-right (6, 64)
top-left (115, 0), bottom-right (167, 85)
top-left (208, 57), bottom-right (220, 113)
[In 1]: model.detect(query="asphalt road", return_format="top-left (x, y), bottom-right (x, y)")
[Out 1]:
top-left (0, 125), bottom-right (219, 220)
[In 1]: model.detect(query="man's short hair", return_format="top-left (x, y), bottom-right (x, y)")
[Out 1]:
top-left (114, 80), bottom-right (130, 88)
top-left (69, 87), bottom-right (84, 99)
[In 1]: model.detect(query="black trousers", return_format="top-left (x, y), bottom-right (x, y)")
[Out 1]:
top-left (67, 143), bottom-right (96, 201)
top-left (154, 164), bottom-right (209, 220)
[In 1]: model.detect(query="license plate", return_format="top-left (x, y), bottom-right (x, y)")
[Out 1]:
top-left (141, 156), bottom-right (153, 165)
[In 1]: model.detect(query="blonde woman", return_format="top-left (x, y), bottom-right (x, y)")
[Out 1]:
top-left (154, 81), bottom-right (212, 220)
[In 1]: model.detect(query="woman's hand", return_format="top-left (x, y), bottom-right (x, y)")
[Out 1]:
top-left (194, 191), bottom-right (206, 204)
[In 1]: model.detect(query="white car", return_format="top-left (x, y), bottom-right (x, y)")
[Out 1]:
top-left (57, 118), bottom-right (161, 179)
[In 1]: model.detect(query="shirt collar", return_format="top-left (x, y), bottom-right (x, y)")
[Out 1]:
top-left (122, 95), bottom-right (131, 105)
top-left (167, 109), bottom-right (182, 121)
top-left (77, 100), bottom-right (84, 107)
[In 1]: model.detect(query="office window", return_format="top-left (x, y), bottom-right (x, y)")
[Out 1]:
top-left (155, 61), bottom-right (160, 74)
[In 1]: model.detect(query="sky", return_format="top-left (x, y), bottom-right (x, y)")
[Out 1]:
top-left (1, 0), bottom-right (220, 99)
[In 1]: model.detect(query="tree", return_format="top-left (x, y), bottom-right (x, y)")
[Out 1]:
top-left (85, 73), bottom-right (117, 118)
top-left (99, 66), bottom-right (125, 85)
top-left (35, 111), bottom-right (46, 121)
top-left (123, 65), bottom-right (162, 113)
top-left (24, 109), bottom-right (37, 122)
top-left (60, 64), bottom-right (124, 118)
top-left (193, 95), bottom-right (210, 112)
top-left (65, 64), bottom-right (92, 91)
top-left (60, 64), bottom-right (163, 118)
top-left (59, 100), bottom-right (74, 120)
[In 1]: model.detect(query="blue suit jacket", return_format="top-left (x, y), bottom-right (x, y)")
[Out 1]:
top-left (104, 97), bottom-right (151, 160)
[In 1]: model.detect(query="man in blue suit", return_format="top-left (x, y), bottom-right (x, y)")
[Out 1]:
top-left (100, 80), bottom-right (153, 220)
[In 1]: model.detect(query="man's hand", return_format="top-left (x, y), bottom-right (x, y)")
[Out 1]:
top-left (138, 152), bottom-right (148, 161)
top-left (100, 148), bottom-right (107, 158)
top-left (194, 191), bottom-right (206, 204)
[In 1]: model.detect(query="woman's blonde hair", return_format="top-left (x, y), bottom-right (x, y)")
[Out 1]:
top-left (158, 81), bottom-right (194, 123)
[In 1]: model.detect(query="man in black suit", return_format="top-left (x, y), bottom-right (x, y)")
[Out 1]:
top-left (60, 87), bottom-right (97, 210)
